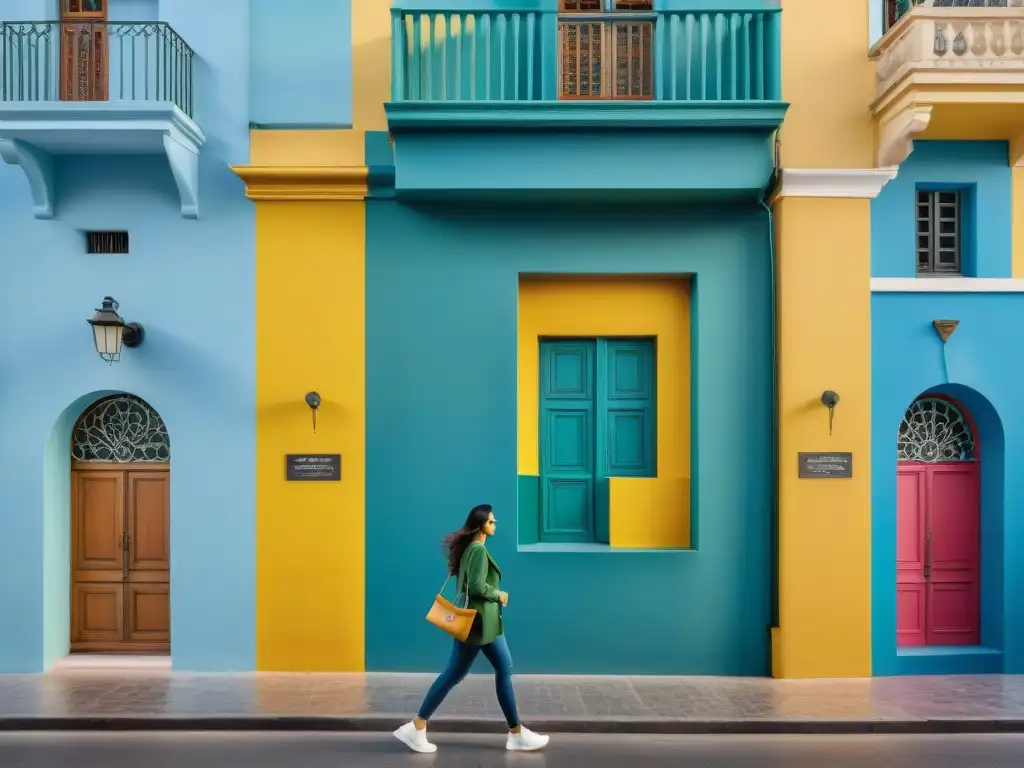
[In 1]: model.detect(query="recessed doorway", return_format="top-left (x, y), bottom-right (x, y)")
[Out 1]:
top-left (69, 394), bottom-right (170, 654)
top-left (896, 396), bottom-right (980, 648)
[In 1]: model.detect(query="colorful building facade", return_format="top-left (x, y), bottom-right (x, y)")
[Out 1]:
top-left (0, 0), bottom-right (1021, 678)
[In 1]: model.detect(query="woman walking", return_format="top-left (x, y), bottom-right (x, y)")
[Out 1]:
top-left (393, 504), bottom-right (550, 753)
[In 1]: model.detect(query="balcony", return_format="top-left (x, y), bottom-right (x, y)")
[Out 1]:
top-left (0, 21), bottom-right (203, 219)
top-left (871, 0), bottom-right (1024, 167)
top-left (384, 1), bottom-right (786, 201)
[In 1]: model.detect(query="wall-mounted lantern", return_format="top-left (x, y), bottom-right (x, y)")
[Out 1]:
top-left (933, 319), bottom-right (959, 343)
top-left (87, 296), bottom-right (144, 364)
top-left (821, 390), bottom-right (840, 436)
top-left (305, 391), bottom-right (322, 433)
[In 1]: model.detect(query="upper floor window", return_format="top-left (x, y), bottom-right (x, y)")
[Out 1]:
top-left (558, 0), bottom-right (654, 100)
top-left (916, 189), bottom-right (962, 275)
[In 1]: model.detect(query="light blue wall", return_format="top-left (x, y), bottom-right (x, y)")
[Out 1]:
top-left (870, 294), bottom-right (1024, 676)
top-left (248, 0), bottom-right (352, 128)
top-left (0, 0), bottom-right (255, 672)
top-left (109, 0), bottom-right (158, 22)
top-left (871, 141), bottom-right (1011, 279)
top-left (365, 202), bottom-right (773, 675)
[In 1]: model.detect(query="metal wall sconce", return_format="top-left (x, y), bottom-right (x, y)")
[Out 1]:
top-left (933, 319), bottom-right (959, 343)
top-left (305, 391), bottom-right (322, 433)
top-left (87, 296), bottom-right (144, 364)
top-left (821, 390), bottom-right (840, 436)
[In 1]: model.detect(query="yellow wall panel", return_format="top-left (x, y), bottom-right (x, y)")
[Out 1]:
top-left (518, 277), bottom-right (691, 548)
top-left (773, 197), bottom-right (872, 678)
top-left (255, 200), bottom-right (366, 671)
top-left (780, 0), bottom-right (875, 169)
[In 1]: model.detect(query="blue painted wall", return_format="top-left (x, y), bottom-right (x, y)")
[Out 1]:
top-left (872, 141), bottom-right (1011, 278)
top-left (0, 0), bottom-right (255, 672)
top-left (365, 202), bottom-right (773, 675)
top-left (248, 0), bottom-right (352, 128)
top-left (870, 294), bottom-right (1024, 676)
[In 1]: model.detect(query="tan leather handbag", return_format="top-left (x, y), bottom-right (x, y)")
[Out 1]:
top-left (425, 575), bottom-right (476, 642)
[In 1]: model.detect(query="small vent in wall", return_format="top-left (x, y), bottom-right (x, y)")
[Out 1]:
top-left (86, 231), bottom-right (130, 254)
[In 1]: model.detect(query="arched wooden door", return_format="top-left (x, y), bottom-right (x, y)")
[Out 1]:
top-left (896, 397), bottom-right (980, 647)
top-left (70, 395), bottom-right (170, 654)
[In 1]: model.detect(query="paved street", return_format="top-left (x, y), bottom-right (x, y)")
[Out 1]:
top-left (3, 671), bottom-right (1024, 733)
top-left (1, 732), bottom-right (1024, 767)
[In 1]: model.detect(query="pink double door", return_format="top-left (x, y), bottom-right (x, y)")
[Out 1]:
top-left (896, 462), bottom-right (981, 647)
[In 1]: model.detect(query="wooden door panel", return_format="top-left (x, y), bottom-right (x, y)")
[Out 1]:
top-left (896, 465), bottom-right (927, 647)
top-left (927, 581), bottom-right (980, 645)
top-left (896, 582), bottom-right (927, 646)
top-left (925, 464), bottom-right (980, 645)
top-left (71, 471), bottom-right (124, 574)
top-left (125, 583), bottom-right (170, 644)
top-left (127, 472), bottom-right (170, 573)
top-left (71, 582), bottom-right (123, 643)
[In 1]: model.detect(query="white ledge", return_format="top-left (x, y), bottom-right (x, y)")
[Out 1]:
top-left (775, 168), bottom-right (899, 200)
top-left (872, 278), bottom-right (1024, 292)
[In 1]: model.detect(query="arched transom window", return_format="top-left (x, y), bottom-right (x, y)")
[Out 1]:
top-left (71, 395), bottom-right (170, 463)
top-left (897, 397), bottom-right (975, 463)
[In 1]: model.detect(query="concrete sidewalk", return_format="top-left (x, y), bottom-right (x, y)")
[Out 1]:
top-left (0, 670), bottom-right (1023, 734)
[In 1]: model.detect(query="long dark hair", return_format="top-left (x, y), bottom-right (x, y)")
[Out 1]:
top-left (442, 504), bottom-right (492, 576)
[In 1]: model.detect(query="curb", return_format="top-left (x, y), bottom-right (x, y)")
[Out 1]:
top-left (1, 717), bottom-right (1023, 734)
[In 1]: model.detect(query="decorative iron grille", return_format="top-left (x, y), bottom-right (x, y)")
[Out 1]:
top-left (898, 397), bottom-right (975, 462)
top-left (71, 395), bottom-right (170, 463)
top-left (0, 21), bottom-right (195, 116)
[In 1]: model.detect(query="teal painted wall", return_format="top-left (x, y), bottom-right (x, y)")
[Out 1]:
top-left (365, 202), bottom-right (773, 675)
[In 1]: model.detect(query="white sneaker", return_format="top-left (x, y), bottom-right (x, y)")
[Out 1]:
top-left (393, 721), bottom-right (437, 753)
top-left (506, 726), bottom-right (549, 751)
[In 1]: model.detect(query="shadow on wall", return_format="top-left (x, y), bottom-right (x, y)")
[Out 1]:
top-left (922, 383), bottom-right (1006, 656)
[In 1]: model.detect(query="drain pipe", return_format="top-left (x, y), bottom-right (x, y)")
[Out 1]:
top-left (758, 131), bottom-right (782, 657)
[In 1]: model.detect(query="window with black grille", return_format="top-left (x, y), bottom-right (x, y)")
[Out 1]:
top-left (86, 231), bottom-right (129, 254)
top-left (916, 190), bottom-right (961, 275)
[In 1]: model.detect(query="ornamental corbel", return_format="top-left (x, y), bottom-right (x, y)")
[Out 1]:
top-left (877, 104), bottom-right (933, 168)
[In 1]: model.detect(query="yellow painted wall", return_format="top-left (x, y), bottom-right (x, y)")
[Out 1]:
top-left (1014, 167), bottom-right (1024, 277)
top-left (518, 277), bottom-right (691, 549)
top-left (773, 198), bottom-right (873, 678)
top-left (774, 0), bottom-right (875, 677)
top-left (780, 0), bottom-right (874, 169)
top-left (252, 195), bottom-right (366, 671)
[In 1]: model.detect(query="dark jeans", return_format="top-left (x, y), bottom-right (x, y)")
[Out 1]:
top-left (417, 635), bottom-right (520, 728)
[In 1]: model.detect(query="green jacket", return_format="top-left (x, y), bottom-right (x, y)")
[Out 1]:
top-left (457, 541), bottom-right (503, 645)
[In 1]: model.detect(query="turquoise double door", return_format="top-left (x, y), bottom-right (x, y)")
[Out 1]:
top-left (539, 338), bottom-right (656, 544)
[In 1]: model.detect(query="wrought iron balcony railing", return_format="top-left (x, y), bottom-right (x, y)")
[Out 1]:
top-left (390, 6), bottom-right (781, 103)
top-left (0, 21), bottom-right (195, 117)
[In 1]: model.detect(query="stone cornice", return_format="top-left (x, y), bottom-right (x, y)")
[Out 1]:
top-left (774, 167), bottom-right (899, 201)
top-left (229, 165), bottom-right (369, 201)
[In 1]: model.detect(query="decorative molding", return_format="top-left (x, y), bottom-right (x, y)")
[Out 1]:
top-left (872, 278), bottom-right (1024, 292)
top-left (775, 167), bottom-right (898, 200)
top-left (230, 165), bottom-right (369, 201)
top-left (0, 138), bottom-right (54, 219)
top-left (384, 100), bottom-right (789, 131)
top-left (877, 104), bottom-right (932, 168)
